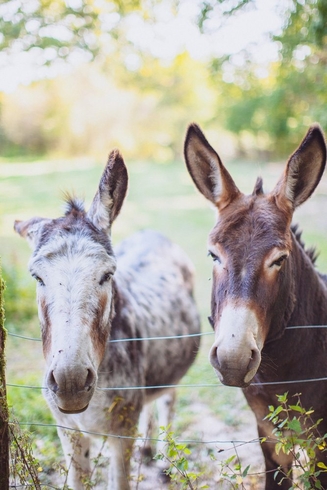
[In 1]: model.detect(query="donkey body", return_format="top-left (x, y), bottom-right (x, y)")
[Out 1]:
top-left (184, 123), bottom-right (327, 489)
top-left (15, 151), bottom-right (200, 489)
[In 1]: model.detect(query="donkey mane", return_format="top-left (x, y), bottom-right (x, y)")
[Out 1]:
top-left (291, 224), bottom-right (318, 264)
top-left (63, 195), bottom-right (86, 216)
top-left (252, 177), bottom-right (264, 196)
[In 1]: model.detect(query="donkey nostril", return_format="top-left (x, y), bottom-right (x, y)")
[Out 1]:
top-left (209, 345), bottom-right (220, 371)
top-left (48, 370), bottom-right (59, 394)
top-left (247, 348), bottom-right (261, 372)
top-left (84, 369), bottom-right (95, 391)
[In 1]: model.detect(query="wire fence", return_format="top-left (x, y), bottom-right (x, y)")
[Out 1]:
top-left (7, 324), bottom-right (327, 488)
top-left (7, 325), bottom-right (327, 392)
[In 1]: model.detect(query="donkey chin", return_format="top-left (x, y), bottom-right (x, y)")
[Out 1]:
top-left (47, 387), bottom-right (96, 415)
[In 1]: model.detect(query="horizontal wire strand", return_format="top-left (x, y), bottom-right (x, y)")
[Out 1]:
top-left (11, 421), bottom-right (266, 446)
top-left (7, 324), bottom-right (327, 344)
top-left (7, 331), bottom-right (212, 343)
top-left (7, 375), bottom-right (327, 392)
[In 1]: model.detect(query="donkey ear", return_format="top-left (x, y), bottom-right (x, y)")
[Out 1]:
top-left (14, 217), bottom-right (51, 250)
top-left (87, 149), bottom-right (128, 232)
top-left (184, 123), bottom-right (241, 210)
top-left (273, 124), bottom-right (326, 210)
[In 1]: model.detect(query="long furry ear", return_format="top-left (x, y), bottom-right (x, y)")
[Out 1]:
top-left (14, 217), bottom-right (51, 250)
top-left (87, 149), bottom-right (128, 232)
top-left (184, 123), bottom-right (241, 210)
top-left (273, 124), bottom-right (326, 210)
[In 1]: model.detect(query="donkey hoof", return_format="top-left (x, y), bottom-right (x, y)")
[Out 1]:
top-left (158, 468), bottom-right (170, 484)
top-left (140, 446), bottom-right (154, 465)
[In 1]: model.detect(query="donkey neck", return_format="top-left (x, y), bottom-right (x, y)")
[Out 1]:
top-left (263, 230), bottom-right (327, 360)
top-left (288, 231), bottom-right (327, 328)
top-left (100, 278), bottom-right (141, 371)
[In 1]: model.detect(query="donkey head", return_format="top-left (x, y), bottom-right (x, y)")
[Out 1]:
top-left (14, 150), bottom-right (128, 414)
top-left (184, 124), bottom-right (326, 387)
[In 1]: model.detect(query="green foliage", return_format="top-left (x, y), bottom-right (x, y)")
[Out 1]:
top-left (204, 0), bottom-right (327, 156)
top-left (0, 264), bottom-right (10, 488)
top-left (197, 0), bottom-right (252, 30)
top-left (156, 425), bottom-right (254, 489)
top-left (0, 0), bottom-right (152, 64)
top-left (217, 454), bottom-right (250, 489)
top-left (155, 426), bottom-right (209, 489)
top-left (0, 51), bottom-right (215, 160)
top-left (2, 0), bottom-right (327, 161)
top-left (2, 262), bottom-right (37, 331)
top-left (264, 393), bottom-right (327, 489)
top-left (9, 420), bottom-right (42, 489)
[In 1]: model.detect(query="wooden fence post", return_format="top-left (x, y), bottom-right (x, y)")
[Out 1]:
top-left (0, 265), bottom-right (9, 489)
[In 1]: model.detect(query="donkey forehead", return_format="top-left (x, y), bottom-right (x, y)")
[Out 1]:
top-left (29, 223), bottom-right (116, 272)
top-left (209, 194), bottom-right (292, 253)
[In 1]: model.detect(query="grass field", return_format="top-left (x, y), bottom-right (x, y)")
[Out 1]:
top-left (2, 153), bottom-right (327, 487)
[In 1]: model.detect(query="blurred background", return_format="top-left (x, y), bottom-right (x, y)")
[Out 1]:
top-left (2, 0), bottom-right (327, 487)
top-left (1, 0), bottom-right (327, 162)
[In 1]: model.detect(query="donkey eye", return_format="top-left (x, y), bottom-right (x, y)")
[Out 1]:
top-left (32, 274), bottom-right (45, 286)
top-left (208, 251), bottom-right (221, 263)
top-left (99, 272), bottom-right (113, 285)
top-left (270, 254), bottom-right (288, 268)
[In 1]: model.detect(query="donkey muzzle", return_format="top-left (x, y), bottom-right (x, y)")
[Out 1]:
top-left (209, 341), bottom-right (261, 387)
top-left (46, 365), bottom-right (97, 414)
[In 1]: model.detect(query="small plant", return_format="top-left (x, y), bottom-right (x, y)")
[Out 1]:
top-left (217, 452), bottom-right (250, 489)
top-left (155, 426), bottom-right (209, 489)
top-left (9, 419), bottom-right (42, 489)
top-left (264, 392), bottom-right (327, 489)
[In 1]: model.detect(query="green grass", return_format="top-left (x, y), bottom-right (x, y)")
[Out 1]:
top-left (2, 155), bottom-right (327, 485)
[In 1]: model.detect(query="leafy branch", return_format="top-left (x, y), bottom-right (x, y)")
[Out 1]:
top-left (264, 392), bottom-right (327, 489)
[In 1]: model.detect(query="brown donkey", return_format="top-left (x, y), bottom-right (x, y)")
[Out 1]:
top-left (184, 123), bottom-right (327, 489)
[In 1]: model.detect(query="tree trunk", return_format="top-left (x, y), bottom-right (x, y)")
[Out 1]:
top-left (0, 265), bottom-right (9, 489)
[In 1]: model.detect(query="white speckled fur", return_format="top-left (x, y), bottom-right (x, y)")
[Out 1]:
top-left (15, 152), bottom-right (201, 490)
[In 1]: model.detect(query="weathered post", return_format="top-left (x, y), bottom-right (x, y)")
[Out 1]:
top-left (0, 264), bottom-right (9, 489)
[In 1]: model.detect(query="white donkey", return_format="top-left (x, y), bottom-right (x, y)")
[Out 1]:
top-left (14, 150), bottom-right (201, 489)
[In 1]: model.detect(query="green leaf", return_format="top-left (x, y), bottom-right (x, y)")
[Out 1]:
top-left (289, 404), bottom-right (304, 413)
top-left (275, 442), bottom-right (283, 455)
top-left (225, 455), bottom-right (236, 465)
top-left (288, 418), bottom-right (302, 434)
top-left (276, 392), bottom-right (288, 403)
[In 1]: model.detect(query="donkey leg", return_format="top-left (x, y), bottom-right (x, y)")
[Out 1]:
top-left (155, 389), bottom-right (176, 478)
top-left (57, 426), bottom-right (91, 489)
top-left (258, 423), bottom-right (293, 490)
top-left (138, 401), bottom-right (155, 461)
top-left (156, 389), bottom-right (176, 456)
top-left (108, 435), bottom-right (135, 490)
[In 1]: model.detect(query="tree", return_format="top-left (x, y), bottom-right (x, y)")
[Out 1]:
top-left (0, 266), bottom-right (9, 490)
top-left (201, 0), bottom-right (327, 156)
top-left (0, 0), bottom-right (149, 64)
